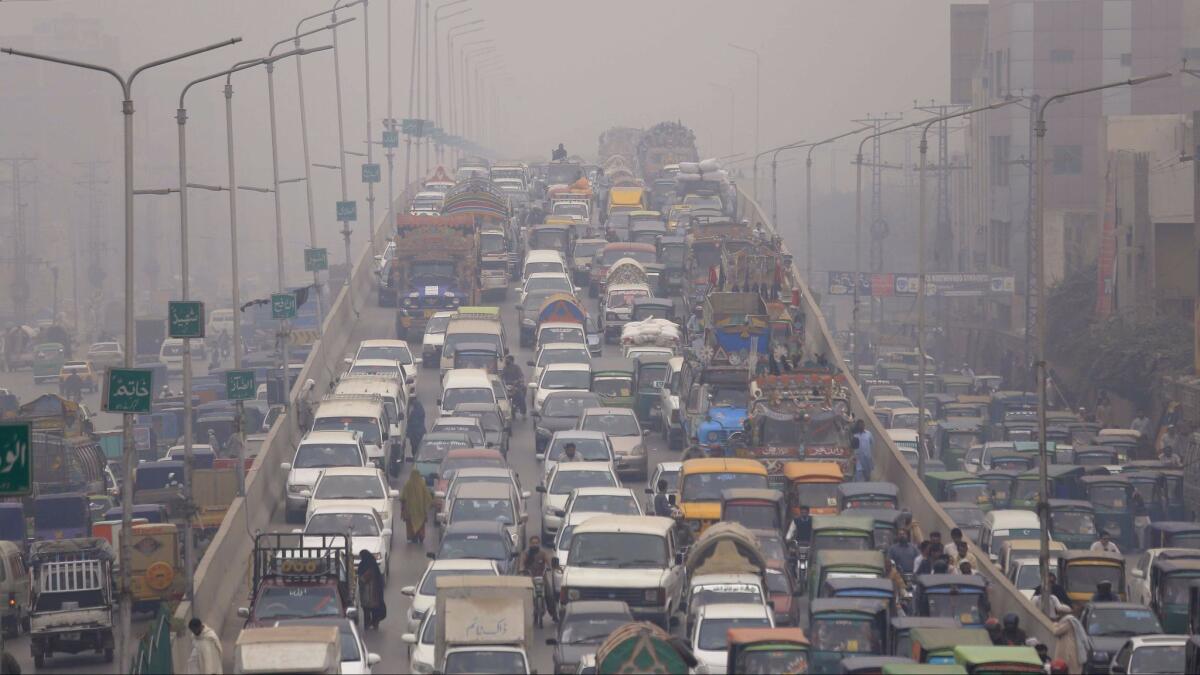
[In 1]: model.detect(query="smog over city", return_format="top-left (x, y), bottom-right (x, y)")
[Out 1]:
top-left (0, 1), bottom-right (1198, 673)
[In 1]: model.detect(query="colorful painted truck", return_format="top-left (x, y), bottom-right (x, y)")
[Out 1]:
top-left (386, 214), bottom-right (480, 341)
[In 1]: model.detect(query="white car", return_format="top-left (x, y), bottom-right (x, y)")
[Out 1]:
top-left (429, 416), bottom-right (487, 448)
top-left (1109, 634), bottom-right (1187, 675)
top-left (538, 430), bottom-right (615, 483)
top-left (301, 505), bottom-right (392, 579)
top-left (281, 431), bottom-right (368, 522)
top-left (403, 608), bottom-right (437, 675)
top-left (304, 466), bottom-right (398, 528)
top-left (421, 311), bottom-right (455, 366)
top-left (273, 617), bottom-right (380, 675)
top-left (86, 341), bottom-right (124, 369)
top-left (577, 407), bottom-right (647, 481)
top-left (645, 462), bottom-right (682, 514)
top-left (344, 358), bottom-right (415, 398)
top-left (353, 339), bottom-right (420, 389)
top-left (528, 342), bottom-right (592, 392)
top-left (560, 487), bottom-right (643, 523)
top-left (685, 573), bottom-right (769, 637)
top-left (690, 602), bottom-right (774, 674)
top-left (158, 338), bottom-right (202, 373)
top-left (532, 363), bottom-right (592, 415)
top-left (537, 462), bottom-right (619, 540)
top-left (519, 272), bottom-right (575, 307)
top-left (1129, 548), bottom-right (1200, 606)
top-left (400, 558), bottom-right (498, 633)
top-left (886, 428), bottom-right (924, 468)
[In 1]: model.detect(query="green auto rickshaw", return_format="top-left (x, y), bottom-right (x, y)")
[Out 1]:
top-left (724, 627), bottom-right (810, 675)
top-left (977, 470), bottom-right (1019, 510)
top-left (882, 664), bottom-right (966, 675)
top-left (631, 352), bottom-right (671, 429)
top-left (1011, 465), bottom-right (1085, 511)
top-left (923, 393), bottom-right (956, 421)
top-left (909, 626), bottom-right (991, 664)
top-left (953, 645), bottom-right (1044, 674)
top-left (590, 357), bottom-right (635, 409)
top-left (1079, 474), bottom-right (1137, 551)
top-left (842, 507), bottom-right (904, 551)
top-left (924, 472), bottom-right (992, 511)
top-left (807, 598), bottom-right (890, 674)
top-left (809, 515), bottom-right (876, 559)
top-left (1073, 445), bottom-right (1119, 468)
top-left (1145, 521), bottom-right (1200, 550)
top-left (889, 616), bottom-right (960, 660)
top-left (935, 419), bottom-right (984, 471)
top-left (1151, 558), bottom-right (1200, 633)
top-left (1047, 499), bottom-right (1097, 550)
top-left (806, 549), bottom-right (885, 601)
top-left (32, 342), bottom-right (66, 384)
top-left (912, 575), bottom-right (989, 627)
top-left (1124, 470), bottom-right (1172, 523)
top-left (984, 452), bottom-right (1034, 473)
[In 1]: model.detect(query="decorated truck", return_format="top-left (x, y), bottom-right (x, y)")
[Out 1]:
top-left (677, 357), bottom-right (753, 456)
top-left (442, 179), bottom-right (513, 300)
top-left (598, 127), bottom-right (644, 168)
top-left (386, 214), bottom-right (480, 341)
top-left (741, 372), bottom-right (853, 480)
top-left (702, 292), bottom-right (770, 367)
top-left (683, 220), bottom-right (756, 309)
top-left (636, 121), bottom-right (699, 182)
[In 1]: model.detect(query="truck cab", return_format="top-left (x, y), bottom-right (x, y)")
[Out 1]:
top-left (239, 533), bottom-right (357, 628)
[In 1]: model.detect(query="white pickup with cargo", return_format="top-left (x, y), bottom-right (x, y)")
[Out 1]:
top-left (435, 575), bottom-right (534, 675)
top-left (28, 538), bottom-right (115, 668)
top-left (233, 625), bottom-right (340, 674)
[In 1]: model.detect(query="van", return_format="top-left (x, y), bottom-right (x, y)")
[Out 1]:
top-left (440, 311), bottom-right (505, 375)
top-left (0, 540), bottom-right (28, 636)
top-left (521, 250), bottom-right (568, 280)
top-left (978, 509), bottom-right (1046, 562)
top-left (207, 308), bottom-right (235, 337)
top-left (344, 358), bottom-right (414, 398)
top-left (158, 338), bottom-right (200, 373)
top-left (438, 369), bottom-right (498, 418)
top-left (334, 377), bottom-right (407, 463)
top-left (311, 395), bottom-right (390, 469)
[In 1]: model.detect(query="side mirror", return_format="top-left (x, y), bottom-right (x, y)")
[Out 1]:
top-left (522, 490), bottom-right (531, 499)
top-left (401, 585), bottom-right (416, 597)
top-left (401, 634), bottom-right (417, 645)
top-left (280, 462), bottom-right (291, 471)
top-left (343, 357), bottom-right (354, 367)
top-left (367, 654), bottom-right (382, 666)
top-left (389, 489), bottom-right (400, 499)
top-left (381, 528), bottom-right (393, 538)
top-left (536, 485), bottom-right (546, 493)
top-left (345, 607), bottom-right (358, 620)
top-left (426, 551), bottom-right (436, 560)
top-left (299, 490), bottom-right (312, 499)
top-left (553, 509), bottom-right (566, 518)
top-left (414, 357), bottom-right (423, 365)
top-left (237, 607), bottom-right (249, 618)
top-left (535, 454), bottom-right (545, 462)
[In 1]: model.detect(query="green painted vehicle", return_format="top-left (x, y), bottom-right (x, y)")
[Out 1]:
top-left (32, 343), bottom-right (66, 384)
top-left (806, 549), bottom-right (884, 602)
top-left (1151, 558), bottom-right (1200, 634)
top-left (590, 357), bottom-right (635, 409)
top-left (1080, 474), bottom-right (1137, 551)
top-left (924, 471), bottom-right (992, 511)
top-left (1011, 465), bottom-right (1085, 511)
top-left (910, 626), bottom-right (991, 664)
top-left (809, 515), bottom-right (876, 560)
top-left (1047, 499), bottom-right (1097, 550)
top-left (883, 664), bottom-right (966, 675)
top-left (977, 470), bottom-right (1019, 510)
top-left (807, 598), bottom-right (890, 674)
top-left (953, 645), bottom-right (1044, 674)
top-left (632, 353), bottom-right (671, 429)
top-left (934, 419), bottom-right (984, 470)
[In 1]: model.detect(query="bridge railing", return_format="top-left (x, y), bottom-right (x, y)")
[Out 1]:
top-left (737, 187), bottom-right (1066, 652)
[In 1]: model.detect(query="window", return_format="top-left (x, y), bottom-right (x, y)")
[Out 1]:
top-left (989, 136), bottom-right (1010, 187)
top-left (1053, 145), bottom-right (1083, 175)
top-left (1050, 49), bottom-right (1074, 63)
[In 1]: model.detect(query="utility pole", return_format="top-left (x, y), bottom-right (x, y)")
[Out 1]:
top-left (851, 114), bottom-right (903, 329)
top-left (1, 158), bottom-right (36, 324)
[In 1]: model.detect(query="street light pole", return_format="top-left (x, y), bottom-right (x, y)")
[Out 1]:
top-left (709, 82), bottom-right (735, 159)
top-left (803, 127), bottom-right (871, 287)
top-left (730, 43), bottom-right (761, 200)
top-left (433, 1), bottom-right (470, 162)
top-left (1, 38), bottom-right (240, 671)
top-left (447, 28), bottom-right (486, 159)
top-left (1032, 71), bottom-right (1171, 616)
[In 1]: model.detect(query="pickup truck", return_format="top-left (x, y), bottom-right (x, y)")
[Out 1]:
top-left (28, 538), bottom-right (115, 668)
top-left (238, 533), bottom-right (358, 628)
top-left (435, 575), bottom-right (533, 674)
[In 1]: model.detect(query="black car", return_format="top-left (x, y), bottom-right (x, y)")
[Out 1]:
top-left (518, 289), bottom-right (560, 348)
top-left (431, 521), bottom-right (519, 574)
top-left (1070, 602), bottom-right (1163, 674)
top-left (533, 391), bottom-right (602, 454)
top-left (453, 402), bottom-right (511, 458)
top-left (547, 600), bottom-right (633, 674)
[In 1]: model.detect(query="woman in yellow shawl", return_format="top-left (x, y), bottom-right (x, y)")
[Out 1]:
top-left (401, 469), bottom-right (434, 543)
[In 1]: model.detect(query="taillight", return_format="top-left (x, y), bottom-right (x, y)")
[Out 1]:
top-left (8, 593), bottom-right (16, 608)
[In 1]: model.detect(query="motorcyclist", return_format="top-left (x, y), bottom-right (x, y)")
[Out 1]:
top-left (551, 144), bottom-right (567, 161)
top-left (62, 371), bottom-right (84, 402)
top-left (520, 535), bottom-right (554, 577)
top-left (501, 355), bottom-right (526, 418)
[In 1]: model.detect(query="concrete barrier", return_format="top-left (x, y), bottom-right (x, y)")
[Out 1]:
top-left (737, 188), bottom-right (1061, 649)
top-left (170, 190), bottom-right (407, 669)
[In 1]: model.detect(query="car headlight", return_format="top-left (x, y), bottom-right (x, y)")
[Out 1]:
top-left (1090, 650), bottom-right (1109, 663)
top-left (566, 588), bottom-right (580, 601)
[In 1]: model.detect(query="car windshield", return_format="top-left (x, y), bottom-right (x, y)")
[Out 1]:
top-left (592, 377), bottom-right (633, 398)
top-left (539, 327), bottom-right (585, 345)
top-left (574, 241), bottom-right (604, 259)
top-left (433, 425), bottom-right (484, 446)
top-left (794, 484), bottom-right (840, 510)
top-left (1088, 485), bottom-right (1128, 509)
top-left (525, 261), bottom-right (565, 275)
top-left (255, 586), bottom-right (341, 620)
top-left (682, 472), bottom-right (768, 502)
top-left (294, 444), bottom-right (362, 469)
top-left (949, 483), bottom-right (988, 504)
top-left (602, 249), bottom-right (656, 265)
top-left (711, 388), bottom-right (749, 408)
top-left (543, 394), bottom-right (601, 418)
top-left (348, 364), bottom-right (399, 378)
top-left (605, 289), bottom-right (649, 309)
top-left (538, 348), bottom-right (589, 367)
top-left (561, 614), bottom-right (631, 645)
top-left (418, 568), bottom-right (495, 595)
top-left (1130, 645), bottom-right (1184, 673)
top-left (810, 618), bottom-right (878, 653)
top-left (569, 532), bottom-right (666, 568)
top-left (91, 343), bottom-right (119, 353)
top-left (1067, 565), bottom-right (1124, 594)
top-left (581, 413), bottom-right (639, 436)
top-left (1087, 607), bottom-right (1160, 636)
top-left (927, 592), bottom-right (983, 624)
top-left (738, 650), bottom-right (809, 675)
top-left (417, 437), bottom-right (468, 462)
top-left (450, 498), bottom-right (514, 525)
top-left (425, 315), bottom-right (452, 336)
top-left (1014, 564), bottom-right (1040, 590)
top-left (541, 369), bottom-right (591, 391)
top-left (656, 470), bottom-right (680, 493)
top-left (945, 507), bottom-right (985, 528)
top-left (438, 532), bottom-right (507, 560)
top-left (684, 195), bottom-right (722, 210)
top-left (697, 617), bottom-right (770, 651)
top-left (525, 276), bottom-right (572, 294)
top-left (891, 414), bottom-right (919, 430)
top-left (443, 650), bottom-right (526, 675)
top-left (314, 476), bottom-right (384, 500)
top-left (442, 387), bottom-right (494, 410)
top-left (554, 203), bottom-right (588, 218)
top-left (479, 233), bottom-right (506, 254)
top-left (1052, 511), bottom-right (1096, 536)
top-left (548, 439), bottom-right (610, 462)
top-left (357, 345), bottom-right (413, 365)
top-left (305, 513), bottom-right (379, 536)
top-left (312, 417), bottom-right (381, 446)
top-left (550, 469), bottom-right (616, 495)
top-left (460, 411), bottom-right (503, 433)
top-left (444, 333), bottom-right (502, 356)
top-left (572, 494), bottom-right (638, 515)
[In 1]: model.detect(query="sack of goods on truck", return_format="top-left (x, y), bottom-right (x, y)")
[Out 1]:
top-left (620, 318), bottom-right (682, 346)
top-left (698, 158), bottom-right (722, 173)
top-left (677, 162), bottom-right (700, 175)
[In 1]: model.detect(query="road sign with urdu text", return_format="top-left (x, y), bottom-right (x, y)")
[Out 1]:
top-left (167, 300), bottom-right (205, 339)
top-left (0, 423), bottom-right (31, 496)
top-left (103, 368), bottom-right (154, 414)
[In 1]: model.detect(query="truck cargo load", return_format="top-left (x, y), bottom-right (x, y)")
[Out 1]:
top-left (434, 575), bottom-right (533, 671)
top-left (636, 121), bottom-right (699, 182)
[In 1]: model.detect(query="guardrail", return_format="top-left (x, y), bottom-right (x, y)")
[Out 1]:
top-left (737, 188), bottom-right (1065, 651)
top-left (170, 190), bottom-right (404, 670)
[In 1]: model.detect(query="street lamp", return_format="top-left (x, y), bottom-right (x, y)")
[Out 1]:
top-left (463, 46), bottom-right (498, 143)
top-left (0, 37), bottom-right (241, 671)
top-left (1031, 70), bottom-right (1171, 617)
top-left (729, 43), bottom-right (761, 199)
top-left (709, 82), bottom-right (735, 158)
top-left (447, 25), bottom-right (486, 145)
top-left (435, 2), bottom-right (473, 160)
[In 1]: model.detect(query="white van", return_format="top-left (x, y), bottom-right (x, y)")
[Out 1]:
top-left (353, 339), bottom-right (421, 389)
top-left (158, 338), bottom-right (201, 373)
top-left (207, 308), bottom-right (235, 337)
top-left (979, 509), bottom-right (1047, 561)
top-left (438, 369), bottom-right (498, 418)
top-left (440, 314), bottom-right (505, 375)
top-left (344, 358), bottom-right (415, 397)
top-left (311, 395), bottom-right (390, 469)
top-left (334, 376), bottom-right (407, 464)
top-left (521, 250), bottom-right (567, 280)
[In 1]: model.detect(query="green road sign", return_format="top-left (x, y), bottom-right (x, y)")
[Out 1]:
top-left (225, 369), bottom-right (257, 401)
top-left (382, 130), bottom-right (399, 148)
top-left (361, 163), bottom-right (381, 183)
top-left (336, 200), bottom-right (357, 222)
top-left (167, 300), bottom-right (205, 339)
top-left (0, 423), bottom-right (31, 496)
top-left (103, 368), bottom-right (154, 414)
top-left (304, 247), bottom-right (329, 272)
top-left (271, 292), bottom-right (297, 320)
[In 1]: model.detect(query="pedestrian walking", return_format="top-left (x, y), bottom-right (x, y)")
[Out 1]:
top-left (851, 419), bottom-right (873, 482)
top-left (401, 469), bottom-right (434, 543)
top-left (186, 618), bottom-right (223, 674)
top-left (357, 550), bottom-right (386, 629)
top-left (404, 398), bottom-right (426, 471)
